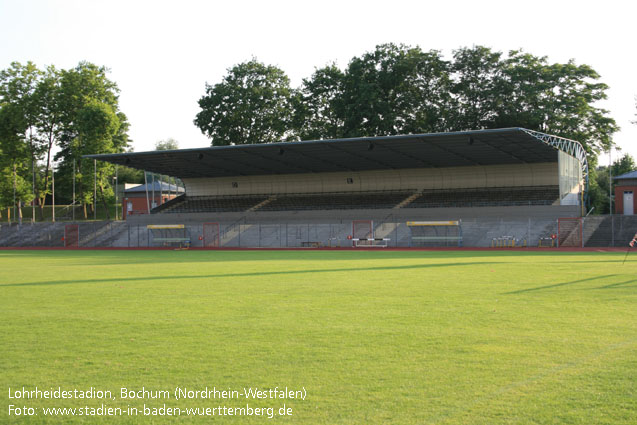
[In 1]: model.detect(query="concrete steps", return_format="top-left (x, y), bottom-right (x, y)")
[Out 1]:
top-left (394, 192), bottom-right (421, 209)
top-left (248, 196), bottom-right (277, 212)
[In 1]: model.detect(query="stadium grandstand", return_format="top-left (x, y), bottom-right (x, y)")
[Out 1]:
top-left (79, 128), bottom-right (592, 248)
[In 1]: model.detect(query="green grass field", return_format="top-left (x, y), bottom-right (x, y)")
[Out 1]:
top-left (1, 249), bottom-right (636, 424)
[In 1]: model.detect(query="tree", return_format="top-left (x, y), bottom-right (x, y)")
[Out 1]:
top-left (193, 44), bottom-right (617, 171)
top-left (293, 64), bottom-right (345, 140)
top-left (115, 166), bottom-right (144, 186)
top-left (0, 62), bottom-right (43, 220)
top-left (340, 43), bottom-right (452, 137)
top-left (194, 59), bottom-right (295, 145)
top-left (0, 104), bottom-right (31, 222)
top-left (589, 153), bottom-right (636, 214)
top-left (29, 65), bottom-right (63, 219)
top-left (0, 104), bottom-right (35, 222)
top-left (54, 62), bottom-right (130, 219)
top-left (155, 138), bottom-right (179, 150)
top-left (450, 46), bottom-right (503, 131)
top-left (536, 60), bottom-right (617, 160)
top-left (0, 61), bottom-right (130, 221)
top-left (150, 138), bottom-right (181, 191)
top-left (449, 47), bottom-right (618, 162)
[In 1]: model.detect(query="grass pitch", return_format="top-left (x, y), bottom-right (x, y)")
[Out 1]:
top-left (1, 249), bottom-right (636, 424)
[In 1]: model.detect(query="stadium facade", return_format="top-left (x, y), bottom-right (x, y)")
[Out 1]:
top-left (85, 128), bottom-right (589, 248)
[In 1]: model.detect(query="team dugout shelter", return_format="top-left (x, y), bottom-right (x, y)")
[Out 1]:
top-left (86, 128), bottom-right (589, 248)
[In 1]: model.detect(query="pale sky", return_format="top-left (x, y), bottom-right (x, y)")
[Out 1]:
top-left (1, 0), bottom-right (636, 163)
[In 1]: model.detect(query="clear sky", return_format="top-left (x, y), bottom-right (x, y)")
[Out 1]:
top-left (1, 0), bottom-right (635, 163)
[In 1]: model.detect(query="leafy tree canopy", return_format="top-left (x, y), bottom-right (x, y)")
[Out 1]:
top-left (194, 59), bottom-right (295, 145)
top-left (155, 138), bottom-right (179, 151)
top-left (589, 153), bottom-right (636, 214)
top-left (195, 44), bottom-right (618, 167)
top-left (0, 60), bottom-right (130, 219)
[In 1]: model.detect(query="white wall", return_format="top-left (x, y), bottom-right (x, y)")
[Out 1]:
top-left (183, 162), bottom-right (559, 197)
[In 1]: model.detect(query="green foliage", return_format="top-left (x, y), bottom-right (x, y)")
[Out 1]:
top-left (116, 165), bottom-right (144, 185)
top-left (0, 60), bottom-right (130, 220)
top-left (194, 59), bottom-right (295, 145)
top-left (195, 44), bottom-right (618, 167)
top-left (450, 46), bottom-right (503, 130)
top-left (611, 154), bottom-right (636, 177)
top-left (338, 44), bottom-right (452, 137)
top-left (589, 153), bottom-right (636, 214)
top-left (0, 162), bottom-right (34, 210)
top-left (293, 64), bottom-right (345, 140)
top-left (155, 138), bottom-right (179, 150)
top-left (52, 62), bottom-right (129, 218)
top-left (0, 62), bottom-right (42, 213)
top-left (448, 46), bottom-right (619, 159)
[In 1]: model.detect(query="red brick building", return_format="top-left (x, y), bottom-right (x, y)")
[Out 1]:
top-left (122, 182), bottom-right (184, 219)
top-left (613, 171), bottom-right (637, 215)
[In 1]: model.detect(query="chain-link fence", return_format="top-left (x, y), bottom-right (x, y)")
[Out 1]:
top-left (1, 215), bottom-right (636, 248)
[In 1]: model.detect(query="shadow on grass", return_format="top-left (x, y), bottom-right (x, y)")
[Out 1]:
top-left (503, 275), bottom-right (619, 294)
top-left (0, 249), bottom-right (574, 266)
top-left (0, 261), bottom-right (498, 288)
top-left (592, 279), bottom-right (637, 289)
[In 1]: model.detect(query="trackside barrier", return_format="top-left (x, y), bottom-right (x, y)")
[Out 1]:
top-left (352, 238), bottom-right (390, 247)
top-left (538, 237), bottom-right (556, 247)
top-left (2, 215), bottom-right (636, 248)
top-left (491, 236), bottom-right (527, 248)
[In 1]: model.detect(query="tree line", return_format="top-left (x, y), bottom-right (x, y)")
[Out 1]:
top-left (1, 44), bottom-right (633, 220)
top-left (194, 43), bottom-right (635, 213)
top-left (0, 61), bottom-right (132, 220)
top-left (194, 43), bottom-right (619, 164)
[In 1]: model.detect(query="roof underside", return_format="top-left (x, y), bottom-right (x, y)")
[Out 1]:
top-left (86, 128), bottom-right (580, 179)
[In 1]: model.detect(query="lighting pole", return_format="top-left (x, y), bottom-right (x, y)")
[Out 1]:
top-left (113, 175), bottom-right (118, 221)
top-left (72, 159), bottom-right (76, 221)
top-left (12, 163), bottom-right (16, 224)
top-left (94, 159), bottom-right (97, 220)
top-left (52, 162), bottom-right (55, 223)
top-left (609, 146), bottom-right (613, 215)
top-left (32, 159), bottom-right (35, 223)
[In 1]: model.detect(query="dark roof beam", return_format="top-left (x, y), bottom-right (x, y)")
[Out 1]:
top-left (282, 145), bottom-right (356, 172)
top-left (473, 136), bottom-right (529, 163)
top-left (374, 140), bottom-right (437, 168)
top-left (192, 154), bottom-right (246, 176)
top-left (324, 142), bottom-right (397, 170)
top-left (198, 152), bottom-right (271, 175)
top-left (237, 147), bottom-right (321, 174)
top-left (424, 138), bottom-right (482, 165)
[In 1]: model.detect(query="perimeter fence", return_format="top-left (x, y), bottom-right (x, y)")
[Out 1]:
top-left (1, 215), bottom-right (636, 248)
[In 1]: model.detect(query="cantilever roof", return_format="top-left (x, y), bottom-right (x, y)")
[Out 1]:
top-left (86, 128), bottom-right (588, 180)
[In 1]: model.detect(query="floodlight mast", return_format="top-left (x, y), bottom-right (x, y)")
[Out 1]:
top-left (52, 162), bottom-right (55, 223)
top-left (72, 159), bottom-right (76, 222)
top-left (608, 147), bottom-right (613, 214)
top-left (94, 159), bottom-right (97, 220)
top-left (113, 175), bottom-right (118, 220)
top-left (32, 159), bottom-right (35, 223)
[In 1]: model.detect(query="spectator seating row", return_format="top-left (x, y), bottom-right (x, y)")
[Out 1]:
top-left (153, 186), bottom-right (561, 213)
top-left (405, 186), bottom-right (560, 208)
